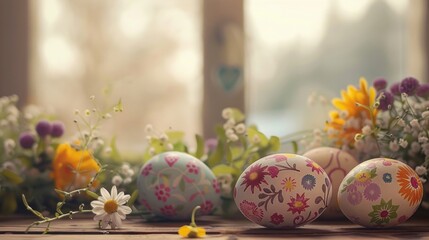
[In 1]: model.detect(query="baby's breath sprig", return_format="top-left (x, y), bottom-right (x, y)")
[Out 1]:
top-left (23, 96), bottom-right (123, 233)
top-left (353, 78), bottom-right (429, 184)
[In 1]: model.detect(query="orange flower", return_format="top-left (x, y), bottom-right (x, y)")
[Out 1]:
top-left (52, 143), bottom-right (100, 191)
top-left (397, 165), bottom-right (423, 206)
top-left (326, 77), bottom-right (377, 146)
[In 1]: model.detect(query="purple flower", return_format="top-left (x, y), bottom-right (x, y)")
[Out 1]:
top-left (347, 191), bottom-right (362, 205)
top-left (205, 138), bottom-right (218, 153)
top-left (50, 121), bottom-right (65, 138)
top-left (301, 174), bottom-right (316, 190)
top-left (373, 78), bottom-right (387, 91)
top-left (399, 77), bottom-right (420, 95)
top-left (377, 91), bottom-right (394, 111)
top-left (363, 183), bottom-right (381, 201)
top-left (19, 132), bottom-right (36, 149)
top-left (417, 84), bottom-right (429, 98)
top-left (390, 83), bottom-right (401, 96)
top-left (35, 120), bottom-right (52, 138)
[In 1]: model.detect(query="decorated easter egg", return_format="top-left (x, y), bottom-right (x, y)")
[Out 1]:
top-left (338, 158), bottom-right (423, 227)
top-left (137, 151), bottom-right (221, 220)
top-left (234, 153), bottom-right (332, 228)
top-left (303, 147), bottom-right (359, 219)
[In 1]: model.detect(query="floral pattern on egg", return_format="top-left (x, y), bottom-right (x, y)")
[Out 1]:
top-left (303, 147), bottom-right (359, 219)
top-left (137, 151), bottom-right (221, 220)
top-left (234, 154), bottom-right (332, 228)
top-left (338, 158), bottom-right (423, 227)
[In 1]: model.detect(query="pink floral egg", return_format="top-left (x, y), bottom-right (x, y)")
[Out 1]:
top-left (338, 158), bottom-right (423, 227)
top-left (303, 147), bottom-right (359, 219)
top-left (234, 153), bottom-right (332, 228)
top-left (137, 151), bottom-right (221, 220)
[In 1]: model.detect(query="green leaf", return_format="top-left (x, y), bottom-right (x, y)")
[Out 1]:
top-left (173, 142), bottom-right (186, 152)
top-left (1, 169), bottom-right (23, 184)
top-left (212, 164), bottom-right (239, 177)
top-left (127, 190), bottom-right (139, 207)
top-left (291, 141), bottom-right (298, 154)
top-left (247, 152), bottom-right (260, 165)
top-left (215, 125), bottom-right (227, 142)
top-left (246, 128), bottom-right (268, 147)
top-left (268, 136), bottom-right (280, 152)
top-left (166, 131), bottom-right (185, 144)
top-left (206, 140), bottom-right (224, 168)
top-left (225, 145), bottom-right (233, 162)
top-left (193, 134), bottom-right (205, 159)
top-left (229, 108), bottom-right (245, 122)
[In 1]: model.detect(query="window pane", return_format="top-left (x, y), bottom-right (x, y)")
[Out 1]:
top-left (246, 0), bottom-right (412, 138)
top-left (30, 0), bottom-right (201, 151)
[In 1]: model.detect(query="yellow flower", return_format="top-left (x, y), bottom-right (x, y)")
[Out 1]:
top-left (326, 77), bottom-right (377, 146)
top-left (52, 143), bottom-right (100, 191)
top-left (178, 206), bottom-right (206, 238)
top-left (178, 225), bottom-right (206, 238)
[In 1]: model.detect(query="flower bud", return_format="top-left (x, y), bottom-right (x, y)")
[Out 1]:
top-left (36, 120), bottom-right (52, 138)
top-left (19, 132), bottom-right (36, 149)
top-left (50, 121), bottom-right (65, 138)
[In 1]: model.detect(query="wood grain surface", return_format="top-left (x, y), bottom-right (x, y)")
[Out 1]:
top-left (1, 214), bottom-right (429, 239)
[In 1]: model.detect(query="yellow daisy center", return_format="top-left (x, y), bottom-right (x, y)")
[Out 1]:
top-left (249, 172), bottom-right (258, 181)
top-left (294, 201), bottom-right (303, 208)
top-left (104, 199), bottom-right (118, 214)
top-left (284, 181), bottom-right (293, 189)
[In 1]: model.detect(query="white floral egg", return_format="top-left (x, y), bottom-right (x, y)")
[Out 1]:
top-left (338, 158), bottom-right (423, 227)
top-left (234, 153), bottom-right (332, 228)
top-left (303, 147), bottom-right (359, 219)
top-left (137, 151), bottom-right (221, 220)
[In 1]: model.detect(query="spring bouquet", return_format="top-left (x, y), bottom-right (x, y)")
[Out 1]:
top-left (304, 77), bottom-right (429, 185)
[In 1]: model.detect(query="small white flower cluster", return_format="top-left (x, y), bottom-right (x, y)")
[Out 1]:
top-left (0, 95), bottom-right (20, 134)
top-left (144, 124), bottom-right (174, 156)
top-left (217, 174), bottom-right (233, 198)
top-left (358, 93), bottom-right (429, 181)
top-left (298, 129), bottom-right (326, 152)
top-left (222, 108), bottom-right (246, 142)
top-left (307, 92), bottom-right (329, 106)
top-left (112, 163), bottom-right (135, 186)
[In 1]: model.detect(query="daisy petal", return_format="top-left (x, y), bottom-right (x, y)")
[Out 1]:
top-left (117, 210), bottom-right (126, 220)
top-left (100, 187), bottom-right (110, 199)
top-left (92, 206), bottom-right (105, 215)
top-left (101, 220), bottom-right (109, 229)
top-left (118, 205), bottom-right (132, 215)
top-left (117, 195), bottom-right (131, 205)
top-left (112, 212), bottom-right (122, 229)
top-left (91, 200), bottom-right (104, 208)
top-left (94, 212), bottom-right (106, 221)
top-left (115, 192), bottom-right (124, 202)
top-left (111, 186), bottom-right (117, 199)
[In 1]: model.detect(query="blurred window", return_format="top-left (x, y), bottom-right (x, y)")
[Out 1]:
top-left (30, 0), bottom-right (202, 151)
top-left (246, 0), bottom-right (413, 137)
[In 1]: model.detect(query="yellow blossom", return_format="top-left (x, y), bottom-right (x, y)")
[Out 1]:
top-left (178, 206), bottom-right (206, 238)
top-left (326, 77), bottom-right (377, 146)
top-left (52, 143), bottom-right (100, 191)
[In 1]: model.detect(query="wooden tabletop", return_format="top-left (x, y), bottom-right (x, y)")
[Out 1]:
top-left (1, 215), bottom-right (429, 239)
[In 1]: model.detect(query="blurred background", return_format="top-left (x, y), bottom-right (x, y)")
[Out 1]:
top-left (0, 0), bottom-right (427, 152)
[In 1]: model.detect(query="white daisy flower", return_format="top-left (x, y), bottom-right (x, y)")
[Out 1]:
top-left (91, 186), bottom-right (132, 229)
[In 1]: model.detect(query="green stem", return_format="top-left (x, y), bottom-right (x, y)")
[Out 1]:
top-left (190, 206), bottom-right (201, 227)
